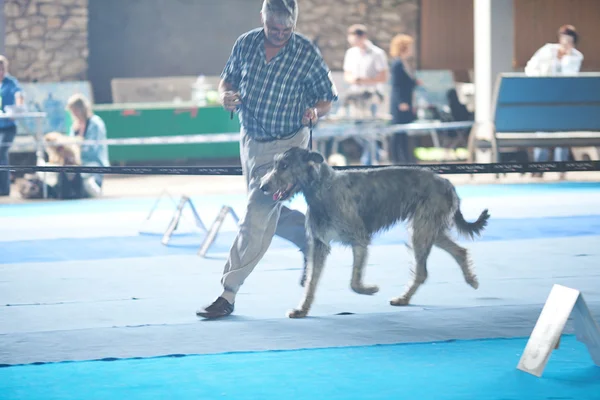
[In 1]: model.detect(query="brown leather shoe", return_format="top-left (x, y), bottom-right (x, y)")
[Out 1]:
top-left (196, 297), bottom-right (234, 319)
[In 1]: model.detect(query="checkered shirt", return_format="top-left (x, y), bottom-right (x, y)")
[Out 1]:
top-left (221, 28), bottom-right (338, 141)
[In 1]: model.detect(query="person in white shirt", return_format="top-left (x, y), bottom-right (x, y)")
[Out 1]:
top-left (343, 24), bottom-right (389, 109)
top-left (343, 24), bottom-right (388, 163)
top-left (524, 25), bottom-right (584, 168)
top-left (525, 25), bottom-right (583, 77)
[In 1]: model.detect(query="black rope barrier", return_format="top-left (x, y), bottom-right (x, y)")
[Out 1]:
top-left (2, 161), bottom-right (600, 176)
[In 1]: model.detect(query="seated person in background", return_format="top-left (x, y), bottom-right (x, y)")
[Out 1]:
top-left (525, 24), bottom-right (584, 167)
top-left (525, 24), bottom-right (583, 77)
top-left (45, 131), bottom-right (81, 166)
top-left (44, 131), bottom-right (84, 199)
top-left (19, 131), bottom-right (83, 199)
top-left (66, 93), bottom-right (110, 197)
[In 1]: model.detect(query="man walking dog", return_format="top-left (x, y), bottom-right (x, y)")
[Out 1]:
top-left (196, 0), bottom-right (338, 319)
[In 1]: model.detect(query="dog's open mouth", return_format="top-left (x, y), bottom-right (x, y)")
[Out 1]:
top-left (273, 183), bottom-right (296, 202)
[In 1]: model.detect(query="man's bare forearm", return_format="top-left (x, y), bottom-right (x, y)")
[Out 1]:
top-left (219, 79), bottom-right (242, 111)
top-left (218, 79), bottom-right (236, 96)
top-left (358, 70), bottom-right (388, 85)
top-left (314, 100), bottom-right (332, 118)
top-left (372, 69), bottom-right (388, 84)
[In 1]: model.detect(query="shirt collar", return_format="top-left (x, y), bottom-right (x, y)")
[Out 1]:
top-left (257, 28), bottom-right (298, 54)
top-left (363, 40), bottom-right (375, 53)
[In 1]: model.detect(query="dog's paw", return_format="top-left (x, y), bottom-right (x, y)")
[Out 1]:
top-left (351, 284), bottom-right (379, 295)
top-left (287, 308), bottom-right (308, 319)
top-left (390, 296), bottom-right (410, 306)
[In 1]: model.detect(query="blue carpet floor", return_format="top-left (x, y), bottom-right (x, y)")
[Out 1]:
top-left (2, 214), bottom-right (600, 264)
top-left (2, 182), bottom-right (600, 399)
top-left (1, 181), bottom-right (600, 218)
top-left (1, 335), bottom-right (598, 400)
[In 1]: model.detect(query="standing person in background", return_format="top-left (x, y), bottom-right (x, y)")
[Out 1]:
top-left (66, 93), bottom-right (109, 197)
top-left (388, 34), bottom-right (419, 164)
top-left (342, 24), bottom-right (389, 164)
top-left (343, 24), bottom-right (389, 106)
top-left (525, 24), bottom-right (584, 170)
top-left (0, 55), bottom-right (24, 196)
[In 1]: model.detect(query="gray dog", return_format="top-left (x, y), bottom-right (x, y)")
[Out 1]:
top-left (260, 147), bottom-right (490, 318)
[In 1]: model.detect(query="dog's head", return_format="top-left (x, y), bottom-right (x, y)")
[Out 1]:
top-left (260, 147), bottom-right (325, 202)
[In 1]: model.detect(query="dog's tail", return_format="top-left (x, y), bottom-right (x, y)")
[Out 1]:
top-left (453, 208), bottom-right (490, 240)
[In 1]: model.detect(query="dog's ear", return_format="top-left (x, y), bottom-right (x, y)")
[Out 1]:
top-left (305, 151), bottom-right (324, 165)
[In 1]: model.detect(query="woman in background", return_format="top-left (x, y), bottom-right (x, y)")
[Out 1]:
top-left (388, 34), bottom-right (418, 164)
top-left (525, 24), bottom-right (584, 167)
top-left (66, 93), bottom-right (109, 197)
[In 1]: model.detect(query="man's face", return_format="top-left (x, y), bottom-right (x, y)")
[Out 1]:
top-left (262, 14), bottom-right (294, 47)
top-left (0, 63), bottom-right (5, 81)
top-left (347, 33), bottom-right (365, 47)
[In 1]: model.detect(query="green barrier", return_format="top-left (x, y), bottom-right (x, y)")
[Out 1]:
top-left (414, 147), bottom-right (469, 162)
top-left (90, 102), bottom-right (241, 164)
top-left (80, 101), bottom-right (468, 165)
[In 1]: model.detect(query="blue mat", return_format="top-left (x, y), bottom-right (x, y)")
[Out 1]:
top-left (1, 182), bottom-right (600, 218)
top-left (1, 335), bottom-right (598, 400)
top-left (2, 214), bottom-right (600, 264)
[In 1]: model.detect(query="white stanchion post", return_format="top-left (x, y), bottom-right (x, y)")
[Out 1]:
top-left (472, 0), bottom-right (514, 164)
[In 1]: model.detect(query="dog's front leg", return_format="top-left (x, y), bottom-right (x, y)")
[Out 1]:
top-left (350, 244), bottom-right (379, 295)
top-left (288, 239), bottom-right (330, 318)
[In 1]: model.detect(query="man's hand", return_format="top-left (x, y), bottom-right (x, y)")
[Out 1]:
top-left (221, 90), bottom-right (241, 112)
top-left (399, 103), bottom-right (410, 112)
top-left (302, 107), bottom-right (318, 126)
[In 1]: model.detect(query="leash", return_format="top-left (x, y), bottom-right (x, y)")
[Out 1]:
top-left (309, 119), bottom-right (313, 150)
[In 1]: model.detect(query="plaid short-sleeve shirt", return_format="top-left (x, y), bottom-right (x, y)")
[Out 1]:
top-left (221, 28), bottom-right (338, 141)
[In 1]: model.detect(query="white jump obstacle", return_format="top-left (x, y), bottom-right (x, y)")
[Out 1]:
top-left (160, 195), bottom-right (208, 246)
top-left (517, 284), bottom-right (600, 377)
top-left (142, 192), bottom-right (239, 257)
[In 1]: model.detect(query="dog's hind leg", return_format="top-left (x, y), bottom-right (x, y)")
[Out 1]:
top-left (434, 231), bottom-right (479, 289)
top-left (390, 222), bottom-right (435, 306)
top-left (350, 244), bottom-right (379, 295)
top-left (288, 239), bottom-right (331, 318)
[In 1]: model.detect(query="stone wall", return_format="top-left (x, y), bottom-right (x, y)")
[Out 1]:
top-left (297, 0), bottom-right (419, 70)
top-left (3, 0), bottom-right (88, 82)
top-left (2, 0), bottom-right (417, 87)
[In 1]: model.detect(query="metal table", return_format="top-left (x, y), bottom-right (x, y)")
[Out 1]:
top-left (312, 117), bottom-right (474, 165)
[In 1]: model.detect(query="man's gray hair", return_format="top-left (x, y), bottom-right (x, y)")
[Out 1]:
top-left (261, 0), bottom-right (298, 27)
